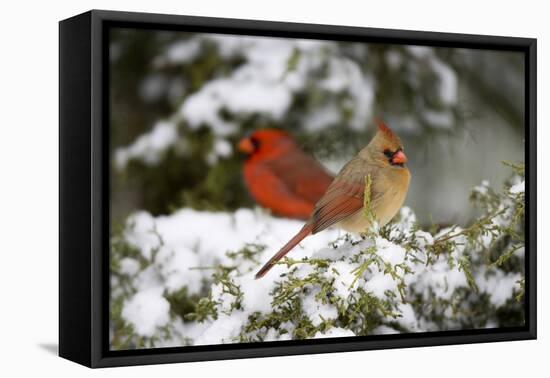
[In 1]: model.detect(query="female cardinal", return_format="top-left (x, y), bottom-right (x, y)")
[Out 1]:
top-left (238, 129), bottom-right (333, 220)
top-left (255, 121), bottom-right (410, 279)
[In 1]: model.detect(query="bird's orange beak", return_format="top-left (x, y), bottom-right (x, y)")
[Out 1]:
top-left (392, 150), bottom-right (407, 165)
top-left (238, 137), bottom-right (255, 154)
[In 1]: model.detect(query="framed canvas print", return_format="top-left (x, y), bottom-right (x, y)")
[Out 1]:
top-left (59, 10), bottom-right (536, 368)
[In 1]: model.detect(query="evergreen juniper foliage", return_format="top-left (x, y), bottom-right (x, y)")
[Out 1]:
top-left (110, 164), bottom-right (525, 349)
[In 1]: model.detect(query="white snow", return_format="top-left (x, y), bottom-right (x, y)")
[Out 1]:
top-left (372, 325), bottom-right (399, 335)
top-left (329, 260), bottom-right (360, 299)
top-left (304, 104), bottom-right (341, 131)
top-left (510, 180), bottom-right (525, 194)
top-left (397, 303), bottom-right (419, 332)
top-left (302, 288), bottom-right (339, 327)
top-left (385, 50), bottom-right (403, 69)
top-left (238, 274), bottom-right (275, 314)
top-left (181, 79), bottom-right (292, 136)
top-left (264, 327), bottom-right (292, 342)
top-left (121, 287), bottom-right (170, 337)
top-left (429, 56), bottom-right (458, 105)
top-left (163, 39), bottom-right (201, 65)
top-left (473, 180), bottom-right (490, 195)
top-left (178, 34), bottom-right (322, 136)
top-left (406, 45), bottom-right (458, 108)
top-left (423, 110), bottom-right (453, 129)
top-left (194, 312), bottom-right (249, 345)
top-left (407, 46), bottom-right (432, 58)
top-left (375, 237), bottom-right (407, 266)
top-left (321, 56), bottom-right (374, 130)
top-left (213, 138), bottom-right (233, 157)
top-left (364, 273), bottom-right (398, 298)
top-left (475, 268), bottom-right (522, 307)
top-left (414, 230), bottom-right (434, 249)
top-left (119, 257), bottom-right (140, 276)
top-left (114, 121), bottom-right (179, 169)
top-left (113, 203), bottom-right (524, 347)
top-left (116, 33), bottom-right (380, 168)
top-left (139, 74), bottom-right (168, 102)
top-left (412, 259), bottom-right (469, 301)
top-left (123, 208), bottom-right (340, 295)
top-left (313, 327), bottom-right (355, 339)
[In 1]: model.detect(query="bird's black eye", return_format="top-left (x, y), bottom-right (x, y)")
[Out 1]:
top-left (383, 149), bottom-right (394, 158)
top-left (250, 136), bottom-right (260, 150)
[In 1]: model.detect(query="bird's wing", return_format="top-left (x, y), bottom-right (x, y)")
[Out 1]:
top-left (310, 157), bottom-right (381, 234)
top-left (245, 162), bottom-right (317, 219)
top-left (264, 148), bottom-right (334, 204)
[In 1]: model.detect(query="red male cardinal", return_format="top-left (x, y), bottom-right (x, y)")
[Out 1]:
top-left (238, 129), bottom-right (333, 220)
top-left (255, 121), bottom-right (411, 279)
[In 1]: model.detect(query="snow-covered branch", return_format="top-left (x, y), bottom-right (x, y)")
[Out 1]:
top-left (110, 165), bottom-right (525, 349)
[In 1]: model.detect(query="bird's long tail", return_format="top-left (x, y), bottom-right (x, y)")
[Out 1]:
top-left (254, 223), bottom-right (312, 279)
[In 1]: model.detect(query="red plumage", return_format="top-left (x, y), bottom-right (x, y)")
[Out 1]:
top-left (238, 129), bottom-right (333, 220)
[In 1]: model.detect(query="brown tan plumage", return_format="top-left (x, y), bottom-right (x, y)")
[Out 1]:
top-left (255, 120), bottom-right (411, 279)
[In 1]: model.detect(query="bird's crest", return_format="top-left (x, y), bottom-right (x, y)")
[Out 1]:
top-left (375, 118), bottom-right (401, 145)
top-left (376, 118), bottom-right (394, 138)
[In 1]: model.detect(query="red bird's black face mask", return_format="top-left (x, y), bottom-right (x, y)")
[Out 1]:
top-left (238, 129), bottom-right (294, 157)
top-left (238, 137), bottom-right (259, 155)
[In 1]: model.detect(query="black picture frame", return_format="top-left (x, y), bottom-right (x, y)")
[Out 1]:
top-left (59, 9), bottom-right (537, 368)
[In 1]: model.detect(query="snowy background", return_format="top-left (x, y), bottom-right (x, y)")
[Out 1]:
top-left (108, 28), bottom-right (526, 350)
top-left (110, 29), bottom-right (524, 223)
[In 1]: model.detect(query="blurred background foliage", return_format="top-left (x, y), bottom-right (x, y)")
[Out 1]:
top-left (109, 28), bottom-right (524, 226)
